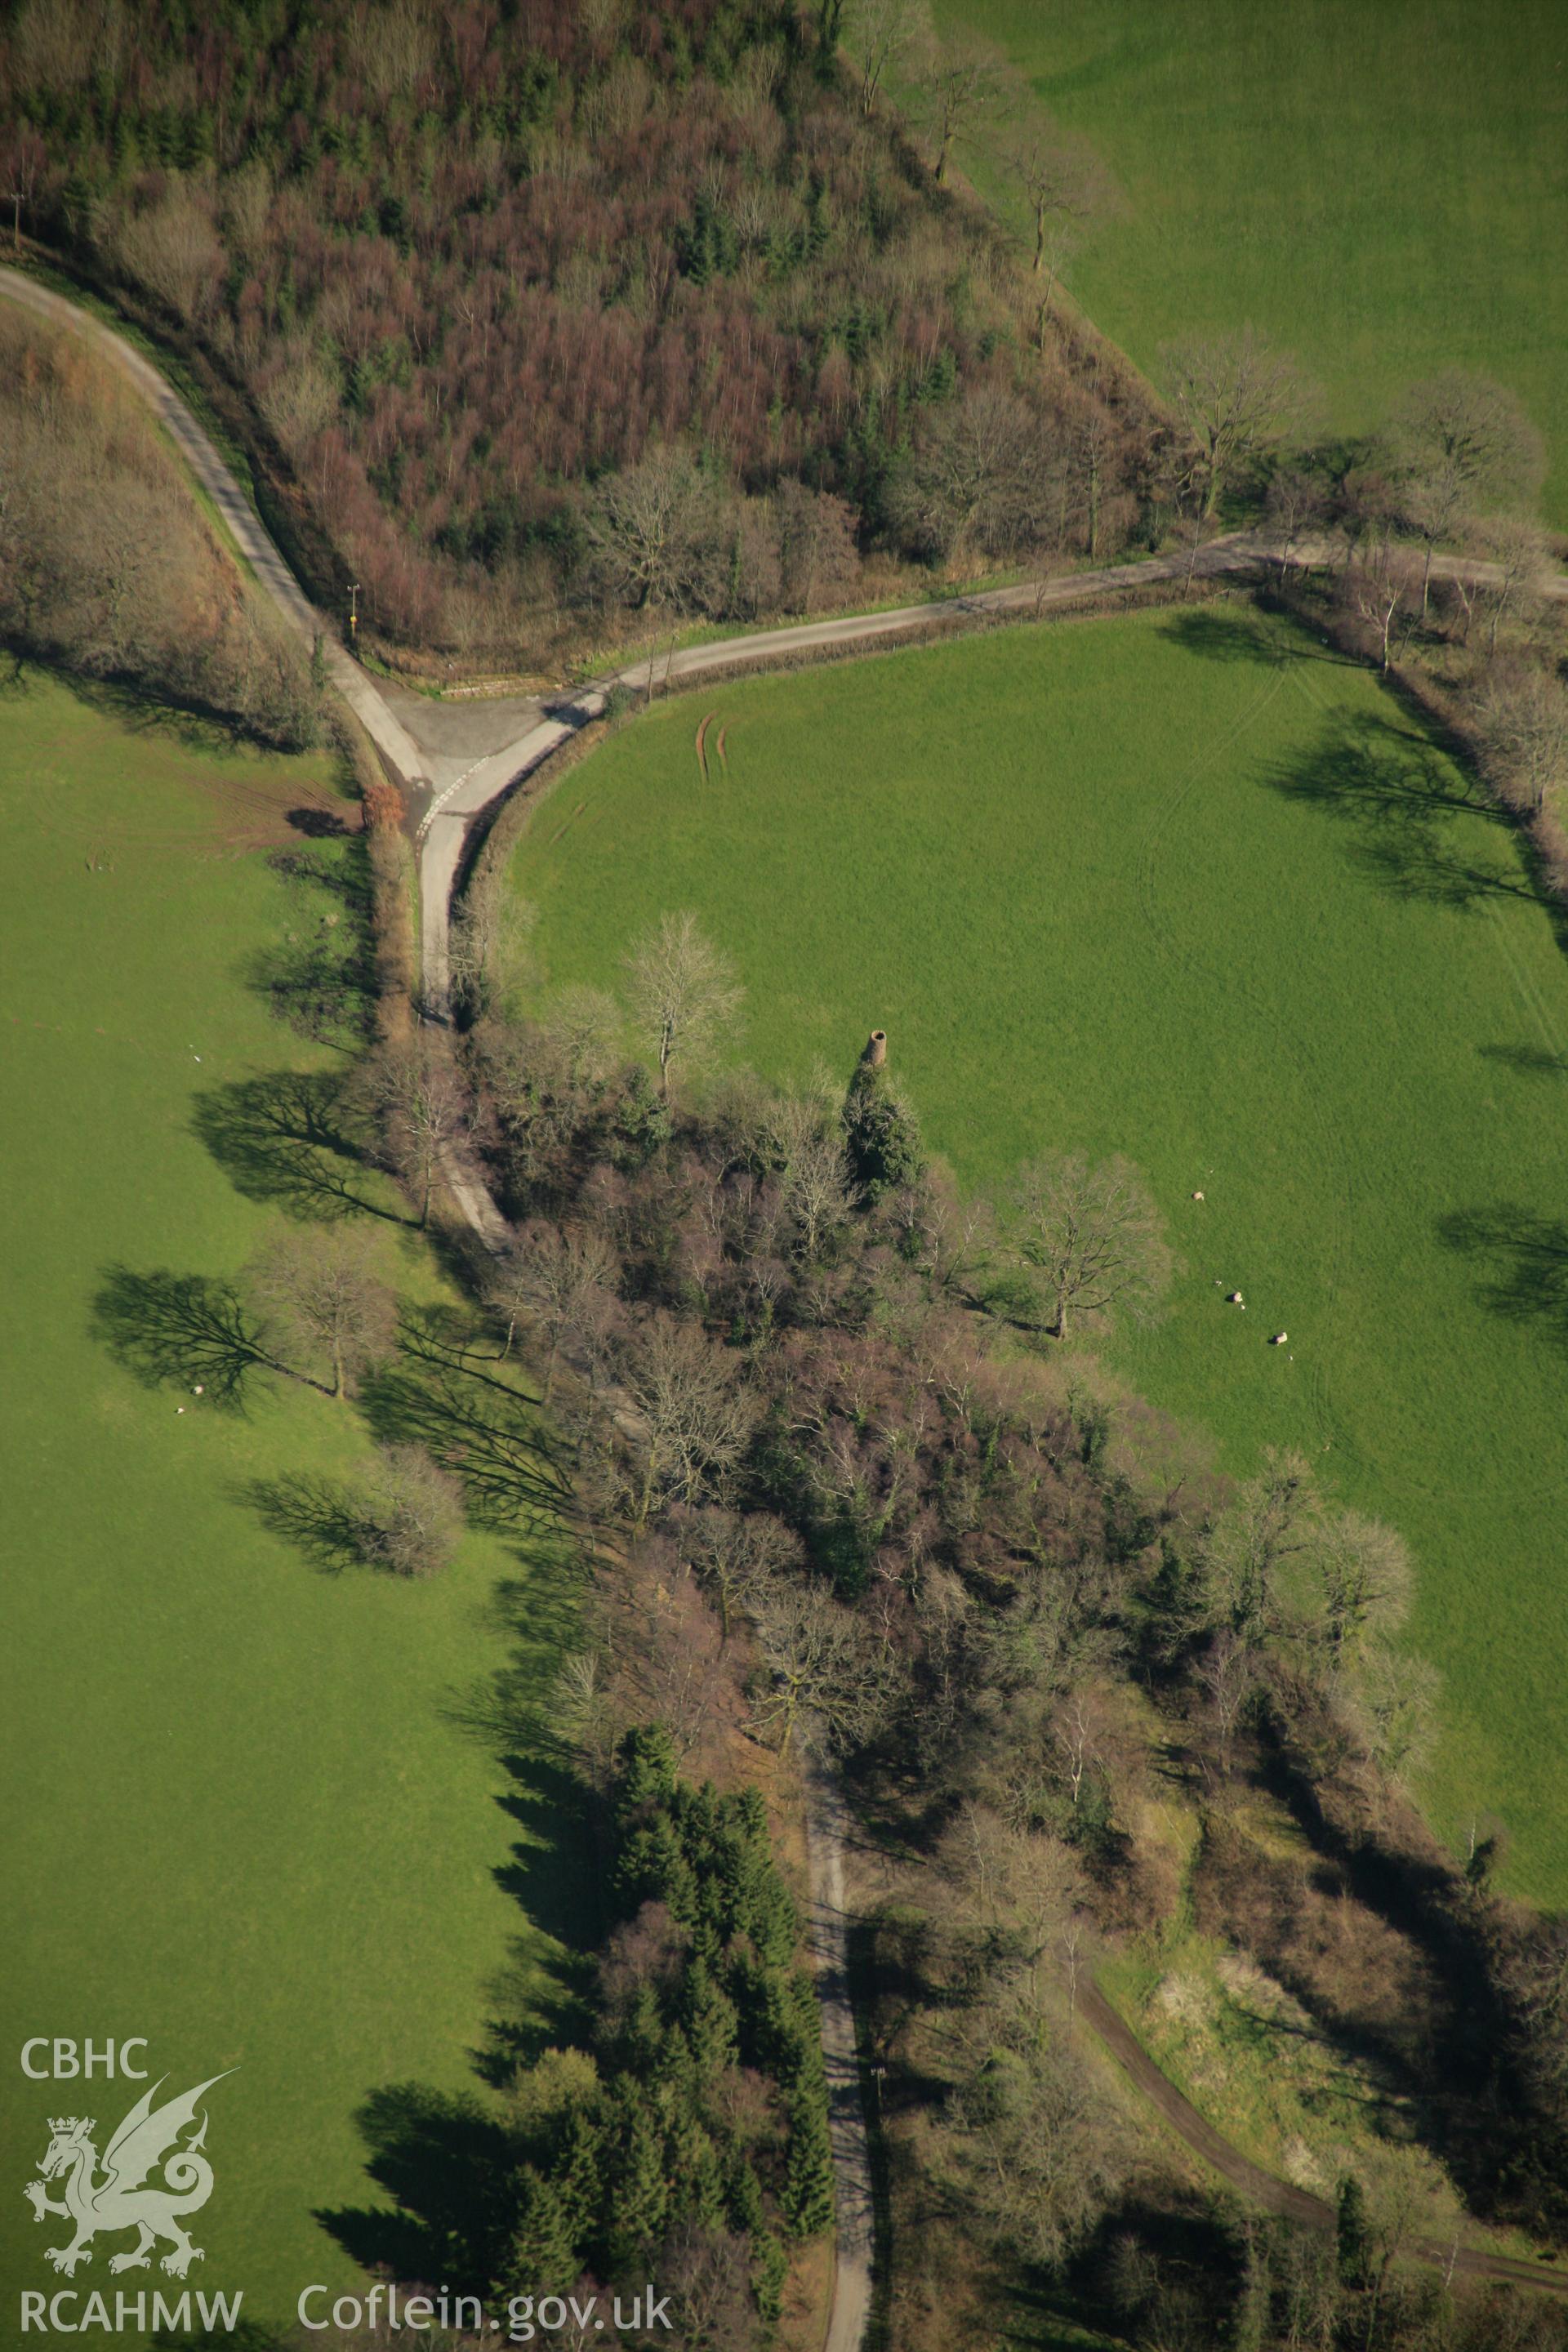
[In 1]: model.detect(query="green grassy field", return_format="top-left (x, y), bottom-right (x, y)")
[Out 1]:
top-left (929, 0), bottom-right (1568, 524)
top-left (0, 670), bottom-right (574, 2332)
top-left (505, 604), bottom-right (1568, 1901)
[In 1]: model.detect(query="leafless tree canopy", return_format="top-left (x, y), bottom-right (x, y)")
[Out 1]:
top-left (360, 1441), bottom-right (466, 1576)
top-left (915, 31), bottom-right (1008, 183)
top-left (1472, 665), bottom-right (1568, 817)
top-left (247, 1224), bottom-right (396, 1399)
top-left (618, 1312), bottom-right (759, 1524)
top-left (746, 1578), bottom-right (899, 1757)
top-left (586, 448), bottom-right (725, 617)
top-left (622, 911), bottom-right (744, 1099)
top-left (361, 1040), bottom-right (471, 1226)
top-left (483, 1219), bottom-right (619, 1394)
top-left (1392, 371), bottom-right (1545, 528)
top-left (841, 0), bottom-right (925, 117)
top-left (0, 310), bottom-right (318, 744)
top-left (886, 385), bottom-right (1061, 564)
top-left (999, 1152), bottom-right (1174, 1339)
top-left (1162, 327), bottom-right (1307, 517)
top-left (1388, 372), bottom-right (1544, 610)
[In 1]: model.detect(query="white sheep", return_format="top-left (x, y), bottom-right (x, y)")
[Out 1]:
top-left (1192, 1189), bottom-right (1205, 1200)
top-left (1227, 1290), bottom-right (1244, 1305)
top-left (1271, 1332), bottom-right (1288, 1346)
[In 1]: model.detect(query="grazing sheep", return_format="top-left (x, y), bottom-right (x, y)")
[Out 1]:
top-left (1227, 1290), bottom-right (1245, 1305)
top-left (1271, 1332), bottom-right (1288, 1346)
top-left (1192, 1189), bottom-right (1205, 1200)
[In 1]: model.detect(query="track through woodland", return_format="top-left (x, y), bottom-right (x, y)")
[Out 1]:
top-left (9, 261), bottom-right (1568, 2333)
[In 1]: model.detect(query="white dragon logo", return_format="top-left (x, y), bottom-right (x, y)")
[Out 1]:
top-left (23, 2074), bottom-right (233, 2279)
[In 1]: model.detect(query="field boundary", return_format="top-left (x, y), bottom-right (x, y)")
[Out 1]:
top-left (14, 259), bottom-right (1568, 2342)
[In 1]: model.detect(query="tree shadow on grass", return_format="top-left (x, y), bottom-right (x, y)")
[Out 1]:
top-left (316, 1703), bottom-right (597, 2282)
top-left (314, 2085), bottom-right (522, 2298)
top-left (90, 1265), bottom-right (271, 1410)
top-left (1159, 606), bottom-right (1281, 666)
top-left (190, 1069), bottom-right (405, 1224)
top-left (282, 805), bottom-right (350, 840)
top-left (268, 839), bottom-right (373, 919)
top-left (251, 841), bottom-right (376, 1049)
top-left (298, 1316), bottom-right (594, 2286)
top-left (362, 1310), bottom-right (572, 1530)
top-left (1260, 707), bottom-right (1545, 916)
top-left (243, 938), bottom-right (371, 1054)
top-left (1436, 1205), bottom-right (1568, 1354)
top-left (240, 1471), bottom-right (379, 1575)
top-left (1477, 1040), bottom-right (1568, 1083)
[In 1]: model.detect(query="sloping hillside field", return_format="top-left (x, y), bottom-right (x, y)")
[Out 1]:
top-left (506, 604), bottom-right (1568, 1900)
top-left (933, 0), bottom-right (1568, 522)
top-left (0, 670), bottom-right (572, 2331)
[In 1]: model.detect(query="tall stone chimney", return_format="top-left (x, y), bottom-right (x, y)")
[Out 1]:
top-left (861, 1029), bottom-right (888, 1070)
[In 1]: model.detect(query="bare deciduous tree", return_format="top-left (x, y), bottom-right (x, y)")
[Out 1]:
top-left (1003, 126), bottom-right (1107, 336)
top-left (622, 911), bottom-right (744, 1099)
top-left (483, 1219), bottom-right (619, 1392)
top-left (947, 1987), bottom-right (1125, 2267)
top-left (587, 448), bottom-right (720, 613)
top-left (0, 122), bottom-right (46, 247)
top-left (746, 1578), bottom-right (899, 1757)
top-left (1162, 328), bottom-right (1307, 517)
top-left (448, 884), bottom-right (537, 1021)
top-left (949, 1806), bottom-right (1085, 2008)
top-left (776, 479), bottom-right (860, 615)
top-left (1345, 531), bottom-right (1420, 672)
top-left (1392, 370), bottom-right (1544, 611)
top-left (675, 1507), bottom-right (803, 1644)
top-left (1000, 1153), bottom-right (1173, 1340)
top-left (842, 0), bottom-right (924, 115)
top-left (1313, 1511), bottom-right (1412, 1661)
top-left (536, 984), bottom-right (623, 1089)
top-left (247, 1224), bottom-right (396, 1399)
top-left (1171, 500), bottom-right (1220, 599)
top-left (361, 1442), bottom-right (466, 1576)
top-left (1473, 666), bottom-right (1568, 816)
top-left (363, 1041), bottom-right (471, 1226)
top-left (1264, 464), bottom-right (1328, 582)
top-left (112, 183), bottom-right (226, 324)
top-left (781, 1129), bottom-right (855, 1264)
top-left (888, 385), bottom-right (1055, 564)
top-left (1200, 1447), bottom-right (1316, 1645)
top-left (619, 1312), bottom-right (758, 1526)
top-left (1463, 514), bottom-right (1552, 655)
top-left (1200, 1629), bottom-right (1257, 1775)
top-left (916, 33), bottom-right (1006, 184)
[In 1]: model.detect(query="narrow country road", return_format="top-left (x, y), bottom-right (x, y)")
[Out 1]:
top-left (805, 1760), bottom-right (876, 2352)
top-left (0, 258), bottom-right (886, 2352)
top-left (6, 262), bottom-right (1561, 1022)
top-left (10, 260), bottom-right (1568, 2335)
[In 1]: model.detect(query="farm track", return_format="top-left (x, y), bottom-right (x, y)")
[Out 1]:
top-left (1081, 1972), bottom-right (1568, 2301)
top-left (10, 262), bottom-right (1568, 2336)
